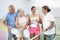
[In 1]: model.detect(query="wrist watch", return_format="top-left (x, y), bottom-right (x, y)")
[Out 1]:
top-left (46, 29), bottom-right (48, 31)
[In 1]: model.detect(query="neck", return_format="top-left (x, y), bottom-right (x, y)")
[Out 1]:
top-left (44, 13), bottom-right (48, 15)
top-left (10, 12), bottom-right (15, 14)
top-left (32, 13), bottom-right (36, 16)
top-left (20, 15), bottom-right (25, 17)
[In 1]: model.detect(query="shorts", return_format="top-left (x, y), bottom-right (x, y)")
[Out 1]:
top-left (29, 25), bottom-right (40, 35)
top-left (16, 28), bottom-right (23, 37)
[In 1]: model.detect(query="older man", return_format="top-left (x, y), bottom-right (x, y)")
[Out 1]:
top-left (2, 5), bottom-right (18, 40)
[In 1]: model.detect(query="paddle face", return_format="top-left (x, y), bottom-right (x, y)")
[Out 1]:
top-left (24, 29), bottom-right (30, 37)
top-left (11, 28), bottom-right (18, 35)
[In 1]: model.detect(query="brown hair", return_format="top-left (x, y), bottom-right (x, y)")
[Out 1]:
top-left (42, 5), bottom-right (51, 12)
top-left (31, 6), bottom-right (36, 10)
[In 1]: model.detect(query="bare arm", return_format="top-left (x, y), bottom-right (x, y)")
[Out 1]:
top-left (26, 16), bottom-right (31, 25)
top-left (15, 17), bottom-right (20, 28)
top-left (39, 16), bottom-right (42, 23)
top-left (36, 15), bottom-right (42, 24)
top-left (2, 19), bottom-right (11, 32)
top-left (2, 19), bottom-right (9, 28)
top-left (46, 21), bottom-right (56, 30)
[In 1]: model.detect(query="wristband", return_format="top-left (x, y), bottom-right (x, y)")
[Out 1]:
top-left (46, 29), bottom-right (48, 31)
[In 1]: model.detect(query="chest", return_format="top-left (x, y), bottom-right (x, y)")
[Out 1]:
top-left (30, 16), bottom-right (39, 21)
top-left (19, 17), bottom-right (27, 24)
top-left (43, 15), bottom-right (51, 22)
top-left (8, 14), bottom-right (17, 21)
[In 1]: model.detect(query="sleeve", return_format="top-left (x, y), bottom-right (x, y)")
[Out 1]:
top-left (49, 15), bottom-right (55, 22)
top-left (4, 14), bottom-right (8, 22)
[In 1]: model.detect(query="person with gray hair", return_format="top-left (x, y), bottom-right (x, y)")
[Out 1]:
top-left (15, 9), bottom-right (30, 40)
top-left (2, 5), bottom-right (18, 40)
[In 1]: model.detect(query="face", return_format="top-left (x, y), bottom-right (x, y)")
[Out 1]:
top-left (31, 8), bottom-right (36, 14)
top-left (20, 11), bottom-right (25, 16)
top-left (8, 7), bottom-right (15, 13)
top-left (42, 8), bottom-right (47, 15)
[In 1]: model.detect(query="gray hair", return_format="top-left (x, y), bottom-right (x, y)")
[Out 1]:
top-left (17, 9), bottom-right (24, 14)
top-left (17, 9), bottom-right (25, 16)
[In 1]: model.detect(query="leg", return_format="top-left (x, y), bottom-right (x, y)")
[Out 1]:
top-left (44, 35), bottom-right (46, 40)
top-left (23, 37), bottom-right (27, 40)
top-left (17, 28), bottom-right (23, 40)
top-left (17, 37), bottom-right (22, 40)
top-left (49, 34), bottom-right (55, 40)
top-left (34, 27), bottom-right (40, 40)
top-left (30, 34), bottom-right (34, 39)
top-left (13, 34), bottom-right (17, 40)
top-left (8, 32), bottom-right (13, 40)
top-left (29, 27), bottom-right (34, 39)
top-left (34, 36), bottom-right (40, 40)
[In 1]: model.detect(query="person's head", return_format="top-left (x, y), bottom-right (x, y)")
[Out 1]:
top-left (8, 5), bottom-right (15, 13)
top-left (17, 9), bottom-right (25, 17)
top-left (31, 6), bottom-right (36, 14)
top-left (42, 5), bottom-right (51, 15)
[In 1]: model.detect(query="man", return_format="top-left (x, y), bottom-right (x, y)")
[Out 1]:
top-left (42, 5), bottom-right (56, 40)
top-left (2, 5), bottom-right (18, 40)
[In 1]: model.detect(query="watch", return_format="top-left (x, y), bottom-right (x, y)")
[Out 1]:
top-left (46, 29), bottom-right (48, 31)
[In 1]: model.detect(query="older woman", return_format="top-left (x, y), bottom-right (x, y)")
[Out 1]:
top-left (15, 9), bottom-right (29, 40)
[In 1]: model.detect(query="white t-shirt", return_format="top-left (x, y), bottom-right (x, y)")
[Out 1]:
top-left (19, 16), bottom-right (27, 26)
top-left (42, 12), bottom-right (56, 35)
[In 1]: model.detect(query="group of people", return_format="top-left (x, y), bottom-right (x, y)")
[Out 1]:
top-left (2, 5), bottom-right (56, 40)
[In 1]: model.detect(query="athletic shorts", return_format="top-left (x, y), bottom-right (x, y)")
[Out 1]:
top-left (29, 24), bottom-right (40, 35)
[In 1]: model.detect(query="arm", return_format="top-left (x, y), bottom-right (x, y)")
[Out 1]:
top-left (39, 16), bottom-right (42, 23)
top-left (25, 16), bottom-right (31, 29)
top-left (36, 15), bottom-right (42, 24)
top-left (46, 15), bottom-right (56, 30)
top-left (2, 19), bottom-right (9, 28)
top-left (26, 16), bottom-right (31, 25)
top-left (46, 21), bottom-right (56, 30)
top-left (15, 17), bottom-right (20, 28)
top-left (2, 15), bottom-right (11, 32)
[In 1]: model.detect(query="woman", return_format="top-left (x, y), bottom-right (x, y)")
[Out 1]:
top-left (42, 5), bottom-right (56, 40)
top-left (15, 9), bottom-right (29, 40)
top-left (29, 6), bottom-right (42, 40)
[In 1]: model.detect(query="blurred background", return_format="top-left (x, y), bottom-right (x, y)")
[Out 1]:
top-left (0, 0), bottom-right (60, 40)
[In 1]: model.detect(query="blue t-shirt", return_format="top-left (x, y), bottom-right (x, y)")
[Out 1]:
top-left (5, 12), bottom-right (18, 28)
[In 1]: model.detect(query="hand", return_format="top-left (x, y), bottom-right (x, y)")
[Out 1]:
top-left (36, 19), bottom-right (39, 23)
top-left (41, 28), bottom-right (45, 32)
top-left (7, 27), bottom-right (11, 32)
top-left (22, 25), bottom-right (27, 29)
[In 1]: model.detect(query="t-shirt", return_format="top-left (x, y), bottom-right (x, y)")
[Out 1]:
top-left (19, 16), bottom-right (27, 27)
top-left (4, 12), bottom-right (18, 28)
top-left (42, 12), bottom-right (56, 35)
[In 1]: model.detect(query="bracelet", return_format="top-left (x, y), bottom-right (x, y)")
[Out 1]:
top-left (46, 29), bottom-right (48, 31)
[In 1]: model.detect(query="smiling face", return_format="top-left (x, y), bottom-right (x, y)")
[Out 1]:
top-left (42, 8), bottom-right (47, 15)
top-left (20, 11), bottom-right (25, 16)
top-left (31, 6), bottom-right (36, 14)
top-left (8, 5), bottom-right (15, 13)
top-left (31, 7), bottom-right (36, 14)
top-left (42, 5), bottom-right (51, 15)
top-left (18, 10), bottom-right (25, 17)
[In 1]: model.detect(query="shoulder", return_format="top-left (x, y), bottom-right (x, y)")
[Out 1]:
top-left (5, 13), bottom-right (10, 17)
top-left (14, 12), bottom-right (18, 16)
top-left (48, 13), bottom-right (54, 18)
top-left (14, 12), bottom-right (18, 15)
